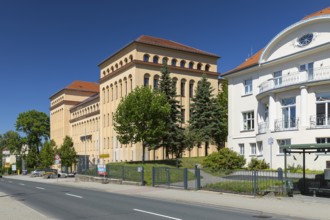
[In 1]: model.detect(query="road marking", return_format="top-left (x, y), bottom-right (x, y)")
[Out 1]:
top-left (19, 183), bottom-right (25, 186)
top-left (65, 193), bottom-right (82, 198)
top-left (133, 209), bottom-right (182, 220)
top-left (36, 187), bottom-right (45, 190)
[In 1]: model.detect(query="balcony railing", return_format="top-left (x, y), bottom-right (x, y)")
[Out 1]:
top-left (259, 66), bottom-right (330, 94)
top-left (258, 121), bottom-right (268, 134)
top-left (310, 115), bottom-right (330, 128)
top-left (274, 118), bottom-right (299, 131)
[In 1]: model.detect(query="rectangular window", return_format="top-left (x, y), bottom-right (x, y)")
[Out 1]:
top-left (116, 85), bottom-right (118, 99)
top-left (281, 97), bottom-right (296, 129)
top-left (107, 113), bottom-right (110, 127)
top-left (107, 89), bottom-right (109, 103)
top-left (257, 141), bottom-right (263, 155)
top-left (274, 71), bottom-right (282, 87)
top-left (243, 111), bottom-right (254, 131)
top-left (250, 143), bottom-right (256, 155)
top-left (315, 93), bottom-right (330, 126)
top-left (111, 87), bottom-right (114, 101)
top-left (316, 137), bottom-right (330, 143)
top-left (299, 62), bottom-right (314, 80)
top-left (239, 144), bottom-right (244, 155)
top-left (244, 79), bottom-right (252, 95)
top-left (277, 139), bottom-right (291, 154)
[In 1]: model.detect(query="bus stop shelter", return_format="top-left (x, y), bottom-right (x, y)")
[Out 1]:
top-left (280, 143), bottom-right (330, 194)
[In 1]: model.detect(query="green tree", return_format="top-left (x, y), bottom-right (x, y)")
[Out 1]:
top-left (202, 148), bottom-right (246, 171)
top-left (59, 136), bottom-right (77, 167)
top-left (0, 130), bottom-right (23, 154)
top-left (212, 80), bottom-right (228, 150)
top-left (40, 140), bottom-right (56, 168)
top-left (114, 86), bottom-right (170, 163)
top-left (158, 64), bottom-right (184, 158)
top-left (26, 145), bottom-right (39, 169)
top-left (189, 74), bottom-right (218, 156)
top-left (247, 158), bottom-right (269, 170)
top-left (15, 110), bottom-right (50, 153)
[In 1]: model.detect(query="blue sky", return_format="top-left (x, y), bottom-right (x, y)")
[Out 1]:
top-left (0, 0), bottom-right (329, 134)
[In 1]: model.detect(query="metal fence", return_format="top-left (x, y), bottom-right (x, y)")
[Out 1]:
top-left (78, 164), bottom-right (144, 185)
top-left (152, 167), bottom-right (188, 189)
top-left (200, 169), bottom-right (292, 196)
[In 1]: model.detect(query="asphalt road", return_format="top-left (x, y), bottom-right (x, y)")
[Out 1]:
top-left (0, 178), bottom-right (294, 220)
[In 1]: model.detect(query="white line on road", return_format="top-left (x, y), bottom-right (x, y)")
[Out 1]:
top-left (36, 187), bottom-right (45, 190)
top-left (133, 209), bottom-right (182, 220)
top-left (19, 183), bottom-right (25, 186)
top-left (65, 193), bottom-right (83, 198)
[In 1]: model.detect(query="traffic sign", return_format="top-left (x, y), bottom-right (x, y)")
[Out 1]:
top-left (55, 154), bottom-right (60, 160)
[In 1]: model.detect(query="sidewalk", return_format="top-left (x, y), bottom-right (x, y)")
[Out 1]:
top-left (4, 175), bottom-right (330, 220)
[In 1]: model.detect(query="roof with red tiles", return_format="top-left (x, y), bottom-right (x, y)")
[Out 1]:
top-left (135, 35), bottom-right (219, 57)
top-left (223, 7), bottom-right (330, 76)
top-left (66, 81), bottom-right (99, 92)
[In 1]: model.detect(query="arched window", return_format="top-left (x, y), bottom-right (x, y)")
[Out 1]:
top-left (120, 61), bottom-right (123, 66)
top-left (171, 59), bottom-right (177, 66)
top-left (153, 75), bottom-right (159, 91)
top-left (189, 80), bottom-right (194, 98)
top-left (129, 55), bottom-right (133, 61)
top-left (143, 54), bottom-right (150, 62)
top-left (107, 68), bottom-right (110, 74)
top-left (124, 58), bottom-right (128, 64)
top-left (205, 64), bottom-right (210, 71)
top-left (181, 79), bottom-right (186, 97)
top-left (115, 63), bottom-right (118, 69)
top-left (102, 71), bottom-right (106, 76)
top-left (153, 56), bottom-right (159, 64)
top-left (144, 74), bottom-right (150, 87)
top-left (111, 66), bottom-right (114, 72)
top-left (189, 61), bottom-right (194, 69)
top-left (180, 60), bottom-right (186, 68)
top-left (197, 63), bottom-right (202, 70)
top-left (162, 57), bottom-right (168, 65)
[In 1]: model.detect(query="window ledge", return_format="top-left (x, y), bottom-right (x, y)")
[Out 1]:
top-left (249, 154), bottom-right (257, 157)
top-left (276, 153), bottom-right (285, 156)
top-left (240, 129), bottom-right (255, 133)
top-left (241, 93), bottom-right (253, 97)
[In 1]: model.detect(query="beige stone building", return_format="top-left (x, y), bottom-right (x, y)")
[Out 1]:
top-left (50, 35), bottom-right (220, 165)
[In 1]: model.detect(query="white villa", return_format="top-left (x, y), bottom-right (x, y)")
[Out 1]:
top-left (223, 7), bottom-right (330, 171)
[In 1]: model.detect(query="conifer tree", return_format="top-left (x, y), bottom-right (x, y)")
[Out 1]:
top-left (158, 64), bottom-right (185, 158)
top-left (212, 80), bottom-right (228, 150)
top-left (189, 74), bottom-right (217, 156)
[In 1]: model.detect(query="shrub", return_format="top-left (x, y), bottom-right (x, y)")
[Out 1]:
top-left (202, 148), bottom-right (246, 171)
top-left (247, 158), bottom-right (269, 170)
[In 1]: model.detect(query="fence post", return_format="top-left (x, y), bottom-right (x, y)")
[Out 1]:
top-left (141, 167), bottom-right (145, 186)
top-left (121, 166), bottom-right (125, 181)
top-left (184, 168), bottom-right (188, 190)
top-left (166, 168), bottom-right (170, 188)
top-left (195, 165), bottom-right (201, 190)
top-left (152, 167), bottom-right (155, 187)
top-left (253, 170), bottom-right (258, 196)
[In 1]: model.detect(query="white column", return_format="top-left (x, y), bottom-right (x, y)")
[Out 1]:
top-left (300, 86), bottom-right (308, 127)
top-left (268, 94), bottom-right (275, 131)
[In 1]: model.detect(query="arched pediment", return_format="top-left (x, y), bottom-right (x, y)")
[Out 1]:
top-left (260, 16), bottom-right (330, 64)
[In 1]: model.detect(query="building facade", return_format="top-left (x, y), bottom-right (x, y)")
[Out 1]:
top-left (224, 8), bottom-right (330, 170)
top-left (50, 35), bottom-right (220, 165)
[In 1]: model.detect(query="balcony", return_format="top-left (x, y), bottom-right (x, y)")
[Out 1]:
top-left (310, 115), bottom-right (330, 128)
top-left (259, 66), bottom-right (330, 94)
top-left (274, 118), bottom-right (299, 131)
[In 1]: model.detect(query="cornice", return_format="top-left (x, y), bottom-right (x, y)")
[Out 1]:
top-left (69, 110), bottom-right (100, 123)
top-left (50, 100), bottom-right (81, 111)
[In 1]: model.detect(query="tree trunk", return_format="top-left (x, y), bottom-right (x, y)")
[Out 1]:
top-left (142, 142), bottom-right (145, 164)
top-left (205, 142), bottom-right (209, 156)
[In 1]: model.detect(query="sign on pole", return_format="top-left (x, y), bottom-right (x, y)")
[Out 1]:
top-left (97, 164), bottom-right (106, 176)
